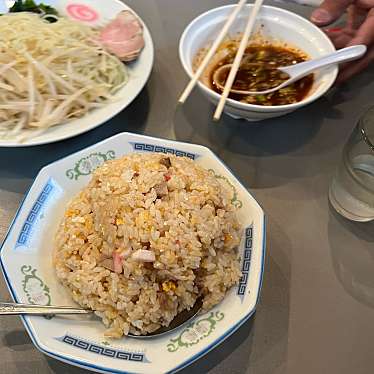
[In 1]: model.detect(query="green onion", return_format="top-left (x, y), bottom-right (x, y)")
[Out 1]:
top-left (9, 0), bottom-right (59, 20)
top-left (255, 95), bottom-right (266, 102)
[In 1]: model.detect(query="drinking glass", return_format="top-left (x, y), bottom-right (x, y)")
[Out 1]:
top-left (329, 106), bottom-right (374, 221)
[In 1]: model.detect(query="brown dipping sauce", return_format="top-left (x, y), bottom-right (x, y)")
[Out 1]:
top-left (210, 45), bottom-right (314, 106)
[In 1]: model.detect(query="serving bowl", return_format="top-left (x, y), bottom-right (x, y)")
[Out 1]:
top-left (0, 132), bottom-right (265, 373)
top-left (179, 4), bottom-right (338, 121)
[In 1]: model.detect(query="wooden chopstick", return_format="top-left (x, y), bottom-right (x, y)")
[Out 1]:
top-left (178, 0), bottom-right (247, 104)
top-left (213, 0), bottom-right (264, 121)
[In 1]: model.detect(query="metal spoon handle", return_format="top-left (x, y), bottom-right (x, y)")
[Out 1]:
top-left (0, 302), bottom-right (92, 315)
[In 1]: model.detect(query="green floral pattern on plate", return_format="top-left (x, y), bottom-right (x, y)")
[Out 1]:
top-left (66, 150), bottom-right (115, 180)
top-left (167, 311), bottom-right (224, 352)
top-left (21, 265), bottom-right (51, 305)
top-left (209, 169), bottom-right (243, 208)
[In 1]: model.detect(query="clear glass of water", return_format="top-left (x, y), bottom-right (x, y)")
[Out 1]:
top-left (329, 106), bottom-right (374, 221)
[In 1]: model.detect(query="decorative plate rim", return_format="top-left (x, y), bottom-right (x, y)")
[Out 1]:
top-left (0, 132), bottom-right (266, 373)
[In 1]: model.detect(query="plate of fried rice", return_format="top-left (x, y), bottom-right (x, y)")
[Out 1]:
top-left (0, 132), bottom-right (265, 373)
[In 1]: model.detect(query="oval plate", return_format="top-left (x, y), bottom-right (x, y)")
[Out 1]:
top-left (0, 0), bottom-right (154, 147)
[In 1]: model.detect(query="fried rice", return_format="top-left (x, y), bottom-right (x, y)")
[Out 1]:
top-left (54, 152), bottom-right (241, 337)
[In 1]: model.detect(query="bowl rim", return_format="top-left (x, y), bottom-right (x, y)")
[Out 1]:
top-left (179, 4), bottom-right (338, 113)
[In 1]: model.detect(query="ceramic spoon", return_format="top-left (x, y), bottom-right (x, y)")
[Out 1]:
top-left (213, 45), bottom-right (367, 96)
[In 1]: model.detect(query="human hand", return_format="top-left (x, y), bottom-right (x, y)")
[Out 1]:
top-left (310, 0), bottom-right (374, 82)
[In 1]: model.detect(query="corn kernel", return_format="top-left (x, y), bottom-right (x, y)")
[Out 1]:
top-left (162, 280), bottom-right (176, 292)
top-left (116, 218), bottom-right (124, 225)
top-left (85, 218), bottom-right (93, 230)
top-left (224, 234), bottom-right (233, 243)
top-left (65, 209), bottom-right (76, 217)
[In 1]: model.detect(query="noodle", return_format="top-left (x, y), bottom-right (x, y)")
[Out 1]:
top-left (0, 12), bottom-right (129, 141)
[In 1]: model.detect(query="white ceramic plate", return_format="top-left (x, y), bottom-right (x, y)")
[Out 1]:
top-left (0, 0), bottom-right (154, 147)
top-left (0, 133), bottom-right (266, 373)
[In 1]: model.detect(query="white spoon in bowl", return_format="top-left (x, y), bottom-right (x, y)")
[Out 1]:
top-left (213, 45), bottom-right (367, 96)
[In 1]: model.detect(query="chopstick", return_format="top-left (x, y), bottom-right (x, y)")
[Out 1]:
top-left (213, 0), bottom-right (264, 121)
top-left (178, 0), bottom-right (248, 104)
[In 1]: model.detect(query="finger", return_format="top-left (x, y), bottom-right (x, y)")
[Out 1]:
top-left (356, 0), bottom-right (374, 9)
top-left (325, 33), bottom-right (351, 48)
top-left (332, 34), bottom-right (353, 48)
top-left (347, 4), bottom-right (368, 30)
top-left (325, 28), bottom-right (355, 48)
top-left (348, 9), bottom-right (374, 45)
top-left (325, 27), bottom-right (355, 37)
top-left (311, 0), bottom-right (354, 26)
top-left (336, 49), bottom-right (374, 82)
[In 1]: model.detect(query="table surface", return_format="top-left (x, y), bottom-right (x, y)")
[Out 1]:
top-left (1, 1), bottom-right (374, 373)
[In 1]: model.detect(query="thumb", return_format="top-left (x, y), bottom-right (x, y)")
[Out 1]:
top-left (311, 0), bottom-right (354, 26)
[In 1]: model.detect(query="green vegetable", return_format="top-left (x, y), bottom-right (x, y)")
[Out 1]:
top-left (279, 87), bottom-right (295, 95)
top-left (255, 95), bottom-right (266, 102)
top-left (256, 50), bottom-right (267, 60)
top-left (9, 0), bottom-right (58, 20)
